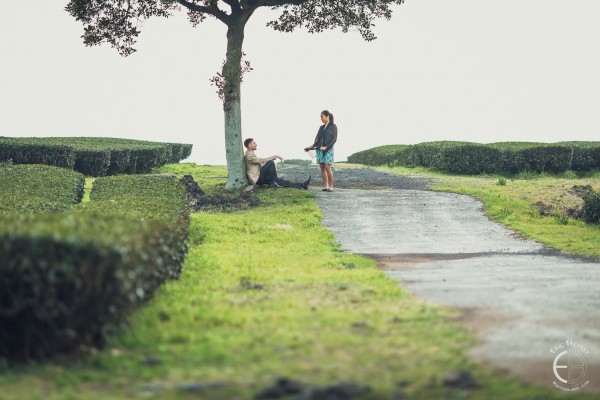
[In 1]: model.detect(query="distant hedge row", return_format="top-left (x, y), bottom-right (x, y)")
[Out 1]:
top-left (0, 137), bottom-right (193, 176)
top-left (0, 170), bottom-right (189, 360)
top-left (348, 141), bottom-right (600, 174)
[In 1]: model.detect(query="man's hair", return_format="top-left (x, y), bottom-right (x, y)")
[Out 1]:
top-left (243, 138), bottom-right (253, 148)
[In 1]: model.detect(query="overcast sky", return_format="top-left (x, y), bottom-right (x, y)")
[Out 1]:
top-left (1, 1), bottom-right (599, 165)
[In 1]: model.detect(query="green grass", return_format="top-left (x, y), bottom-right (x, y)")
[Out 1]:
top-left (0, 164), bottom-right (591, 399)
top-left (380, 166), bottom-right (600, 259)
top-left (82, 177), bottom-right (94, 203)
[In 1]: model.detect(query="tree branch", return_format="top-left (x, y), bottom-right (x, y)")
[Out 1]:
top-left (176, 0), bottom-right (230, 24)
top-left (222, 0), bottom-right (241, 13)
top-left (254, 0), bottom-right (306, 6)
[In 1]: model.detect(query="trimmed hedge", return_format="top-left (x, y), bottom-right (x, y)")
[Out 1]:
top-left (0, 164), bottom-right (84, 213)
top-left (488, 142), bottom-right (573, 173)
top-left (0, 174), bottom-right (189, 360)
top-left (0, 137), bottom-right (193, 176)
top-left (347, 145), bottom-right (409, 166)
top-left (0, 138), bottom-right (75, 169)
top-left (349, 141), bottom-right (600, 174)
top-left (559, 141), bottom-right (600, 171)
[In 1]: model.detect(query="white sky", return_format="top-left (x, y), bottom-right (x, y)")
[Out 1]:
top-left (1, 1), bottom-right (599, 165)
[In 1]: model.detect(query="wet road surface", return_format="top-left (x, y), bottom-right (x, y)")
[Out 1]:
top-left (314, 186), bottom-right (600, 392)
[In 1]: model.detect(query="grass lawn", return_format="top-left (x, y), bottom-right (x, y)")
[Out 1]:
top-left (378, 165), bottom-right (600, 259)
top-left (0, 164), bottom-right (592, 399)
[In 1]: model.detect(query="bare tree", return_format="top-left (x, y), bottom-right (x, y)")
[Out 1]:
top-left (66, 0), bottom-right (406, 189)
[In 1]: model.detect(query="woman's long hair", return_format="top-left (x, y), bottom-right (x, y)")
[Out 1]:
top-left (322, 110), bottom-right (334, 124)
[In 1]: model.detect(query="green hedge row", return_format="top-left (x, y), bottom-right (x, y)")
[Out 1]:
top-left (0, 137), bottom-right (193, 177)
top-left (0, 164), bottom-right (85, 213)
top-left (0, 174), bottom-right (189, 360)
top-left (0, 139), bottom-right (75, 169)
top-left (348, 141), bottom-right (600, 174)
top-left (347, 145), bottom-right (409, 166)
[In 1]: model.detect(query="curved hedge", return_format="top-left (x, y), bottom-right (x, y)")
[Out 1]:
top-left (0, 137), bottom-right (193, 176)
top-left (0, 173), bottom-right (189, 360)
top-left (348, 141), bottom-right (600, 174)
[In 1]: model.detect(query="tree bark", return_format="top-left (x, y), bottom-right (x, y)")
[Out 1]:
top-left (223, 23), bottom-right (247, 190)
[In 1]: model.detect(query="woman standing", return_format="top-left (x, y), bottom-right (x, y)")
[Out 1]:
top-left (304, 110), bottom-right (338, 192)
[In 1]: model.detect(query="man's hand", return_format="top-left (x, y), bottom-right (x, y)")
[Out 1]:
top-left (276, 155), bottom-right (285, 162)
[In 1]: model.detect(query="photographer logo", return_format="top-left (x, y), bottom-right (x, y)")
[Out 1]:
top-left (550, 339), bottom-right (590, 391)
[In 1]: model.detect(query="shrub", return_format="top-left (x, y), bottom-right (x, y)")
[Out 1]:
top-left (581, 192), bottom-right (600, 225)
top-left (572, 185), bottom-right (600, 225)
top-left (346, 144), bottom-right (409, 166)
top-left (436, 142), bottom-right (501, 174)
top-left (0, 175), bottom-right (189, 360)
top-left (85, 174), bottom-right (190, 280)
top-left (73, 148), bottom-right (112, 176)
top-left (0, 138), bottom-right (75, 169)
top-left (126, 144), bottom-right (172, 174)
top-left (402, 142), bottom-right (500, 174)
top-left (106, 148), bottom-right (132, 175)
top-left (519, 145), bottom-right (572, 173)
top-left (0, 164), bottom-right (84, 213)
top-left (559, 141), bottom-right (600, 171)
top-left (0, 137), bottom-right (193, 176)
top-left (169, 143), bottom-right (193, 163)
top-left (349, 141), bottom-right (600, 174)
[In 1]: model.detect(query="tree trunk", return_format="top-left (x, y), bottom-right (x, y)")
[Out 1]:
top-left (223, 24), bottom-right (247, 190)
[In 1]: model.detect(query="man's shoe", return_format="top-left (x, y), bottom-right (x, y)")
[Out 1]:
top-left (270, 181), bottom-right (283, 188)
top-left (302, 175), bottom-right (311, 190)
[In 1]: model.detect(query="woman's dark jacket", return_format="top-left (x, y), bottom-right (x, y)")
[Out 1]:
top-left (308, 123), bottom-right (338, 152)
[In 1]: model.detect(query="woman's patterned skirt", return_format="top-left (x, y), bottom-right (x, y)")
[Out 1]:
top-left (316, 148), bottom-right (334, 165)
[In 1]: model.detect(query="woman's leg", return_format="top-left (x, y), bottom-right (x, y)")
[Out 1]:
top-left (320, 163), bottom-right (329, 188)
top-left (324, 164), bottom-right (334, 189)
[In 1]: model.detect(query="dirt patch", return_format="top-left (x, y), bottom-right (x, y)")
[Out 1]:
top-left (454, 307), bottom-right (518, 336)
top-left (363, 253), bottom-right (532, 270)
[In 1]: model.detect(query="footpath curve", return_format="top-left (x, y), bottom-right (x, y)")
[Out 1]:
top-left (281, 165), bottom-right (600, 392)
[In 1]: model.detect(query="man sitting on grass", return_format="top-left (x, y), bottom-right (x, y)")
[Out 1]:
top-left (244, 138), bottom-right (311, 190)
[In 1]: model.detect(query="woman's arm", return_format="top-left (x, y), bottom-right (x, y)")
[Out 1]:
top-left (304, 128), bottom-right (322, 151)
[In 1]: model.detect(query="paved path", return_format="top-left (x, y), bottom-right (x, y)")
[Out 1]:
top-left (314, 187), bottom-right (600, 392)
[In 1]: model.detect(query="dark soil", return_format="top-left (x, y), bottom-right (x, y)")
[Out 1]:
top-left (277, 164), bottom-right (433, 191)
top-left (179, 174), bottom-right (260, 212)
top-left (254, 377), bottom-right (372, 400)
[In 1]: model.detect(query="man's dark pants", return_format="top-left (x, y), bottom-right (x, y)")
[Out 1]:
top-left (256, 161), bottom-right (302, 189)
